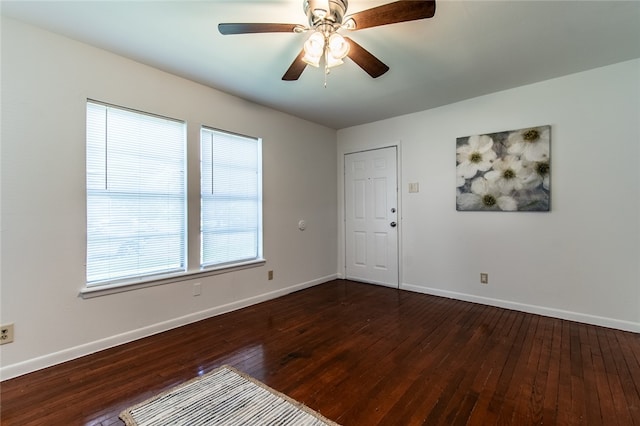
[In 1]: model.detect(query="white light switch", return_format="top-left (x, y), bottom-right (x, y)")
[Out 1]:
top-left (409, 182), bottom-right (419, 193)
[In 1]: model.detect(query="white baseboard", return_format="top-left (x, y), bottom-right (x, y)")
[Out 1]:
top-left (401, 283), bottom-right (640, 333)
top-left (0, 274), bottom-right (338, 381)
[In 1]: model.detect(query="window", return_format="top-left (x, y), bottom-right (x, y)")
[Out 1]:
top-left (85, 101), bottom-right (264, 293)
top-left (86, 101), bottom-right (186, 285)
top-left (200, 127), bottom-right (262, 267)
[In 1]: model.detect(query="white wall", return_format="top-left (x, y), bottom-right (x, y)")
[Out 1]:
top-left (338, 59), bottom-right (640, 332)
top-left (0, 18), bottom-right (338, 379)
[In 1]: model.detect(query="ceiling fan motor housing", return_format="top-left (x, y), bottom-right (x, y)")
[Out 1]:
top-left (304, 0), bottom-right (348, 28)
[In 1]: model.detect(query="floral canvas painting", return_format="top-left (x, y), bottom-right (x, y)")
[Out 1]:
top-left (456, 125), bottom-right (550, 212)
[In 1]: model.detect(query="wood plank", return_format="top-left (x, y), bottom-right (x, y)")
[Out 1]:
top-left (616, 331), bottom-right (640, 423)
top-left (597, 326), bottom-right (634, 424)
top-left (578, 322), bottom-right (605, 423)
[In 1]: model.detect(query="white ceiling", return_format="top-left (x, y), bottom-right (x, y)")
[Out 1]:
top-left (2, 0), bottom-right (639, 129)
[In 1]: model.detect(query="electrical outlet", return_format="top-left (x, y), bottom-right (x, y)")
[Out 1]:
top-left (480, 273), bottom-right (488, 284)
top-left (1, 324), bottom-right (14, 344)
top-left (193, 282), bottom-right (201, 296)
top-left (268, 270), bottom-right (274, 280)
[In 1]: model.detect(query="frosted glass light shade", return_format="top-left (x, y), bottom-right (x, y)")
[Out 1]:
top-left (303, 31), bottom-right (325, 67)
top-left (328, 33), bottom-right (349, 59)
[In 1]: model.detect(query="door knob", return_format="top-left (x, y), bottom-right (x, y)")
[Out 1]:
top-left (390, 222), bottom-right (397, 227)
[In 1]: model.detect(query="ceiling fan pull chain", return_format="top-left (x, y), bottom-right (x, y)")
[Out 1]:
top-left (324, 50), bottom-right (329, 88)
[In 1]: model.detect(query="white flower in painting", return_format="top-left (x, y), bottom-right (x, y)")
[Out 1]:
top-left (507, 126), bottom-right (550, 162)
top-left (456, 135), bottom-right (497, 179)
top-left (457, 177), bottom-right (518, 211)
top-left (521, 160), bottom-right (550, 190)
top-left (484, 155), bottom-right (532, 193)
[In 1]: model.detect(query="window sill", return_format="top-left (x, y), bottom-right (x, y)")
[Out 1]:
top-left (79, 259), bottom-right (266, 299)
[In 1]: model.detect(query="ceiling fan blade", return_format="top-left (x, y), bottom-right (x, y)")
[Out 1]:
top-left (218, 23), bottom-right (302, 35)
top-left (344, 37), bottom-right (389, 78)
top-left (344, 0), bottom-right (436, 30)
top-left (282, 49), bottom-right (307, 81)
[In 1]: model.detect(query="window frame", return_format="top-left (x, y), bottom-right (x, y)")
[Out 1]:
top-left (81, 100), bottom-right (265, 299)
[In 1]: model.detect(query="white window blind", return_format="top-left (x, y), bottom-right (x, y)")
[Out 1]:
top-left (200, 127), bottom-right (262, 267)
top-left (86, 101), bottom-right (186, 285)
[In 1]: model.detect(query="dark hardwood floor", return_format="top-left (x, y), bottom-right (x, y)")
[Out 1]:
top-left (2, 280), bottom-right (639, 425)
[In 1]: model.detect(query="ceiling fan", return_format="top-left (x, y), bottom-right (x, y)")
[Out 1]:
top-left (218, 0), bottom-right (436, 81)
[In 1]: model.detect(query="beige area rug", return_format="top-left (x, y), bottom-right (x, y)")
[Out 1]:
top-left (120, 365), bottom-right (340, 425)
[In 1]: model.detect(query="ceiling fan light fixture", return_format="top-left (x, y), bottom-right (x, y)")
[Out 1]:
top-left (302, 31), bottom-right (325, 67)
top-left (302, 51), bottom-right (322, 67)
top-left (327, 33), bottom-right (349, 59)
top-left (304, 31), bottom-right (325, 55)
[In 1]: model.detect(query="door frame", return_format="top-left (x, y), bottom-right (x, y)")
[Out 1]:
top-left (340, 143), bottom-right (402, 289)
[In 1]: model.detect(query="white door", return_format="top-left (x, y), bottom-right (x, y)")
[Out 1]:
top-left (345, 147), bottom-right (398, 288)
